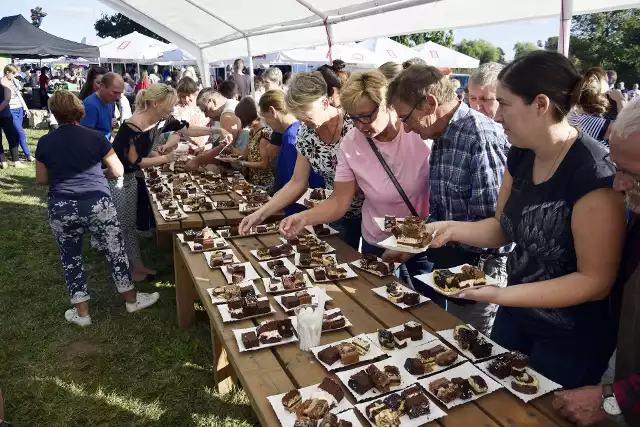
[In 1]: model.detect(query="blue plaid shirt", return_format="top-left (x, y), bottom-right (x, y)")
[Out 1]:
top-left (429, 102), bottom-right (511, 254)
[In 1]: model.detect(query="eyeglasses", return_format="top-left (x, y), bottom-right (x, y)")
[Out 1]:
top-left (603, 153), bottom-right (640, 184)
top-left (400, 96), bottom-right (425, 123)
top-left (347, 104), bottom-right (379, 124)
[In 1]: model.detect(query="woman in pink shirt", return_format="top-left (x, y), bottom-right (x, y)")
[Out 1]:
top-left (281, 70), bottom-right (437, 294)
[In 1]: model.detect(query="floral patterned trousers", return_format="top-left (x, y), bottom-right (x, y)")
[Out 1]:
top-left (48, 195), bottom-right (134, 304)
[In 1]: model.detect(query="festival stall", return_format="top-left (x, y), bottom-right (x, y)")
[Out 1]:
top-left (357, 37), bottom-right (428, 63)
top-left (413, 41), bottom-right (480, 69)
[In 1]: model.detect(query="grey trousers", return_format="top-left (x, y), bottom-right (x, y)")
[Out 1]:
top-left (446, 257), bottom-right (508, 336)
top-left (108, 173), bottom-right (141, 265)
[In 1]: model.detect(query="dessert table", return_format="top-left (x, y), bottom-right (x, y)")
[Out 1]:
top-left (173, 229), bottom-right (618, 427)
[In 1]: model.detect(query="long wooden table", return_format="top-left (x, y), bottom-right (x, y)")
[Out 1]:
top-left (173, 229), bottom-right (619, 427)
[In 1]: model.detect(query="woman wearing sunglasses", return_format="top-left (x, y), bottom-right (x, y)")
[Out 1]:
top-left (278, 71), bottom-right (438, 294)
top-left (238, 70), bottom-right (363, 249)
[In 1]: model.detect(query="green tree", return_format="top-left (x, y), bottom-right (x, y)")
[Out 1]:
top-left (94, 13), bottom-right (168, 43)
top-left (391, 30), bottom-right (454, 48)
top-left (513, 41), bottom-right (540, 59)
top-left (568, 9), bottom-right (640, 84)
top-left (454, 39), bottom-right (505, 64)
top-left (544, 36), bottom-right (559, 51)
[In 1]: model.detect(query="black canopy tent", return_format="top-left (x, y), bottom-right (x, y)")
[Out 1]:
top-left (0, 15), bottom-right (99, 58)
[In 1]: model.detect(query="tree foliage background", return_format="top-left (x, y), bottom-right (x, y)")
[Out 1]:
top-left (95, 13), bottom-right (168, 43)
top-left (391, 30), bottom-right (454, 48)
top-left (455, 39), bottom-right (505, 64)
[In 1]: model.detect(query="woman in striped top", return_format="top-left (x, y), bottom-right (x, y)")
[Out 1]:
top-left (568, 67), bottom-right (614, 145)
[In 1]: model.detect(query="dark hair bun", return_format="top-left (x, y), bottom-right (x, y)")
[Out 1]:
top-left (331, 59), bottom-right (346, 72)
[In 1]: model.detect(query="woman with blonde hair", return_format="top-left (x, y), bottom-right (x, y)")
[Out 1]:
top-left (36, 91), bottom-right (159, 326)
top-left (378, 61), bottom-right (403, 82)
top-left (2, 64), bottom-right (33, 162)
top-left (135, 70), bottom-right (151, 93)
top-left (262, 67), bottom-right (284, 91)
top-left (568, 67), bottom-right (614, 143)
top-left (239, 70), bottom-right (363, 249)
top-left (110, 84), bottom-right (181, 281)
top-left (0, 66), bottom-right (21, 168)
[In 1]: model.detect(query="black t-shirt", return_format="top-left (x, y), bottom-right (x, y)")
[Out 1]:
top-left (270, 131), bottom-right (283, 147)
top-left (111, 122), bottom-right (163, 174)
top-left (35, 125), bottom-right (111, 199)
top-left (500, 133), bottom-right (615, 331)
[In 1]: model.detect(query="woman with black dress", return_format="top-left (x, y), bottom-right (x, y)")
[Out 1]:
top-left (425, 51), bottom-right (627, 388)
top-left (110, 84), bottom-right (181, 281)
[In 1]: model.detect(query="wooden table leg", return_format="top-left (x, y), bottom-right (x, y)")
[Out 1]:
top-left (174, 241), bottom-right (197, 328)
top-left (211, 319), bottom-right (238, 393)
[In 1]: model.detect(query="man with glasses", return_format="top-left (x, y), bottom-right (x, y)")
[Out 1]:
top-left (386, 64), bottom-right (510, 335)
top-left (468, 62), bottom-right (504, 120)
top-left (553, 97), bottom-right (640, 427)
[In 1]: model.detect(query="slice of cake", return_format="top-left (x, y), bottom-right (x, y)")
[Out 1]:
top-left (241, 331), bottom-right (259, 349)
top-left (317, 346), bottom-right (340, 366)
top-left (348, 370), bottom-right (373, 395)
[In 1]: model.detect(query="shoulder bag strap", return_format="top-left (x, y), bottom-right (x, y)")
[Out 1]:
top-left (365, 136), bottom-right (419, 217)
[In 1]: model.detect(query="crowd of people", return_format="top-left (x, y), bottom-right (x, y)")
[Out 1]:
top-left (1, 48), bottom-right (639, 426)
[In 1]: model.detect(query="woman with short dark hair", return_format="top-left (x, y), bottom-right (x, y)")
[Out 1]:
top-left (35, 91), bottom-right (160, 326)
top-left (425, 50), bottom-right (626, 388)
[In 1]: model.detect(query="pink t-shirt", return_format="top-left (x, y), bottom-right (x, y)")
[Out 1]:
top-left (335, 126), bottom-right (430, 245)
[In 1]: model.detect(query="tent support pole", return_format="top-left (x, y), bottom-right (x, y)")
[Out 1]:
top-left (196, 49), bottom-right (211, 88)
top-left (558, 0), bottom-right (574, 56)
top-left (246, 37), bottom-right (255, 98)
top-left (137, 63), bottom-right (140, 79)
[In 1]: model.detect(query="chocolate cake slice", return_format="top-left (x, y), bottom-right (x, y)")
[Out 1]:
top-left (241, 331), bottom-right (259, 349)
top-left (348, 370), bottom-right (373, 395)
top-left (317, 346), bottom-right (340, 366)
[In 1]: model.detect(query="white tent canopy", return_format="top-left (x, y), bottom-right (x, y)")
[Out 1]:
top-left (157, 47), bottom-right (197, 65)
top-left (357, 37), bottom-right (426, 63)
top-left (98, 0), bottom-right (640, 86)
top-left (96, 31), bottom-right (170, 63)
top-left (413, 41), bottom-right (480, 68)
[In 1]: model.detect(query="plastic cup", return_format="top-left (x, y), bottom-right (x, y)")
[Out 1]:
top-left (294, 303), bottom-right (322, 351)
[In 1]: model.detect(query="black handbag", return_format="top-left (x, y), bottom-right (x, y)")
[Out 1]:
top-left (365, 137), bottom-right (420, 217)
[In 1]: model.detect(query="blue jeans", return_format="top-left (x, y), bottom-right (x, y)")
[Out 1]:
top-left (361, 239), bottom-right (448, 309)
top-left (330, 216), bottom-right (362, 250)
top-left (10, 108), bottom-right (30, 158)
top-left (491, 305), bottom-right (617, 388)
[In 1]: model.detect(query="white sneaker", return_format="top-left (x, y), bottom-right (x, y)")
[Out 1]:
top-left (11, 161), bottom-right (26, 168)
top-left (65, 308), bottom-right (92, 327)
top-left (126, 292), bottom-right (160, 313)
top-left (0, 162), bottom-right (7, 169)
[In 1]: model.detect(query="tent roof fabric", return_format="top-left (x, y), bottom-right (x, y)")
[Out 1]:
top-left (98, 0), bottom-right (639, 64)
top-left (414, 41), bottom-right (480, 68)
top-left (357, 37), bottom-right (425, 63)
top-left (97, 31), bottom-right (171, 63)
top-left (0, 15), bottom-right (99, 58)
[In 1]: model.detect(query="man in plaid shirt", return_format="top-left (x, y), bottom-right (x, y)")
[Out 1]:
top-left (553, 97), bottom-right (640, 427)
top-left (386, 65), bottom-right (510, 334)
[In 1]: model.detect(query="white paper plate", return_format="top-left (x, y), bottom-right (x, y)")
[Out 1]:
top-left (304, 224), bottom-right (340, 237)
top-left (289, 307), bottom-right (351, 333)
top-left (259, 258), bottom-right (300, 278)
top-left (294, 253), bottom-right (338, 268)
top-left (159, 208), bottom-right (188, 221)
top-left (414, 264), bottom-right (500, 297)
top-left (266, 382), bottom-right (354, 427)
top-left (233, 326), bottom-right (298, 352)
top-left (436, 326), bottom-right (508, 362)
top-left (186, 237), bottom-right (229, 253)
top-left (371, 284), bottom-right (430, 309)
top-left (306, 264), bottom-right (358, 283)
top-left (203, 249), bottom-right (241, 268)
top-left (311, 334), bottom-right (386, 372)
top-left (295, 188), bottom-right (333, 207)
top-left (206, 282), bottom-right (261, 304)
top-left (376, 233), bottom-right (434, 254)
top-left (475, 360), bottom-right (562, 403)
top-left (249, 247), bottom-right (295, 262)
top-left (389, 340), bottom-right (466, 379)
top-left (217, 298), bottom-right (276, 323)
top-left (182, 203), bottom-right (215, 213)
top-left (239, 202), bottom-right (265, 213)
top-left (279, 237), bottom-right (336, 255)
top-left (336, 359), bottom-right (415, 402)
top-left (373, 217), bottom-right (407, 232)
top-left (221, 262), bottom-right (262, 284)
top-left (177, 230), bottom-right (221, 244)
top-left (155, 200), bottom-right (179, 212)
top-left (355, 390), bottom-right (447, 427)
top-left (365, 323), bottom-right (438, 353)
top-left (350, 258), bottom-right (397, 277)
top-left (262, 276), bottom-right (315, 294)
top-left (273, 287), bottom-right (333, 314)
top-left (418, 361), bottom-right (503, 409)
top-left (212, 201), bottom-right (240, 210)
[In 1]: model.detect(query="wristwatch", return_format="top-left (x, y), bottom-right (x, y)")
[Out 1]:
top-left (602, 384), bottom-right (627, 425)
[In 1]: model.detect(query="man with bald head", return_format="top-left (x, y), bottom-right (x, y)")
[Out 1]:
top-left (80, 72), bottom-right (124, 141)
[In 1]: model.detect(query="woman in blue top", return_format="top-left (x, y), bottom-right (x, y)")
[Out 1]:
top-left (258, 89), bottom-right (325, 216)
top-left (35, 91), bottom-right (160, 327)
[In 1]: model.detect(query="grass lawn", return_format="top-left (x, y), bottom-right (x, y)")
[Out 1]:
top-left (0, 129), bottom-right (259, 426)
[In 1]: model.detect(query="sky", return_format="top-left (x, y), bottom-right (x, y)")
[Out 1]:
top-left (4, 0), bottom-right (559, 60)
